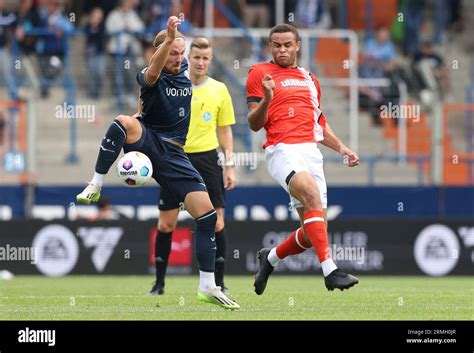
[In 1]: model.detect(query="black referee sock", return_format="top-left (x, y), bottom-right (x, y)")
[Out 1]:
top-left (95, 119), bottom-right (127, 174)
top-left (195, 210), bottom-right (217, 272)
top-left (214, 228), bottom-right (227, 287)
top-left (155, 231), bottom-right (173, 286)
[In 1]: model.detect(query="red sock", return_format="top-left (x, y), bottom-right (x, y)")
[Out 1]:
top-left (303, 210), bottom-right (331, 263)
top-left (276, 227), bottom-right (311, 259)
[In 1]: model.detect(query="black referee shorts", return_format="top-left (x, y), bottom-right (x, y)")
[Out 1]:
top-left (159, 149), bottom-right (225, 211)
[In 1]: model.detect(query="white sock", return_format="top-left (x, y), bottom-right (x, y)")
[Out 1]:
top-left (321, 259), bottom-right (338, 277)
top-left (199, 270), bottom-right (216, 292)
top-left (267, 247), bottom-right (280, 267)
top-left (91, 172), bottom-right (105, 187)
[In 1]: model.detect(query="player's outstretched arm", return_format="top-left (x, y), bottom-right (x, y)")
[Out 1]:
top-left (146, 16), bottom-right (181, 85)
top-left (247, 74), bottom-right (274, 131)
top-left (321, 122), bottom-right (360, 167)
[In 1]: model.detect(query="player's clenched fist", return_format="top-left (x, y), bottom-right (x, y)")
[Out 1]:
top-left (262, 74), bottom-right (275, 101)
top-left (340, 145), bottom-right (360, 167)
top-left (167, 16), bottom-right (181, 39)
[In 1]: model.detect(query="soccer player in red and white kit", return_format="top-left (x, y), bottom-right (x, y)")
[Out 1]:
top-left (247, 24), bottom-right (360, 293)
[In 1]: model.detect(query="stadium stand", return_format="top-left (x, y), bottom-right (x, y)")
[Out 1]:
top-left (0, 0), bottom-right (472, 186)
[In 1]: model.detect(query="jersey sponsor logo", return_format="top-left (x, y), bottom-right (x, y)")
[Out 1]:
top-left (281, 78), bottom-right (311, 88)
top-left (166, 87), bottom-right (192, 97)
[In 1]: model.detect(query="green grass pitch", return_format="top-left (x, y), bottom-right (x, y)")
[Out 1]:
top-left (0, 276), bottom-right (472, 320)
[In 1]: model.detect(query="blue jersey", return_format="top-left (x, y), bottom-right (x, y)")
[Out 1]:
top-left (137, 59), bottom-right (192, 144)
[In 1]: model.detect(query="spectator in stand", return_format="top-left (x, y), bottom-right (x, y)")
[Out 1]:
top-left (142, 34), bottom-right (156, 66)
top-left (84, 7), bottom-right (106, 99)
top-left (359, 28), bottom-right (399, 126)
top-left (143, 0), bottom-right (171, 37)
top-left (239, 0), bottom-right (273, 67)
top-left (84, 196), bottom-right (122, 221)
top-left (239, 0), bottom-right (271, 28)
top-left (190, 0), bottom-right (205, 27)
top-left (105, 0), bottom-right (144, 105)
top-left (402, 0), bottom-right (426, 57)
top-left (21, 0), bottom-right (74, 98)
top-left (291, 0), bottom-right (332, 73)
top-left (364, 27), bottom-right (396, 70)
top-left (446, 0), bottom-right (464, 33)
top-left (141, 1), bottom-right (192, 70)
top-left (148, 0), bottom-right (192, 38)
top-left (15, 0), bottom-right (38, 55)
top-left (95, 196), bottom-right (117, 220)
top-left (146, 0), bottom-right (192, 57)
top-left (0, 0), bottom-right (18, 97)
top-left (412, 40), bottom-right (452, 103)
top-left (293, 0), bottom-right (331, 29)
top-left (83, 0), bottom-right (118, 19)
top-left (359, 54), bottom-right (388, 126)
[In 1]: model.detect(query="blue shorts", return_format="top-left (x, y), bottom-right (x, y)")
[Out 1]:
top-left (123, 121), bottom-right (207, 203)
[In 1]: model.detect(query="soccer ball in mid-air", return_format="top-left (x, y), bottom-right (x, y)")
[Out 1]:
top-left (116, 151), bottom-right (153, 186)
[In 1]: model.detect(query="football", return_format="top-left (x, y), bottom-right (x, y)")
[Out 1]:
top-left (116, 151), bottom-right (153, 186)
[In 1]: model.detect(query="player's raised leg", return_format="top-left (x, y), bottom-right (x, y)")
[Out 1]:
top-left (76, 115), bottom-right (142, 204)
top-left (185, 191), bottom-right (240, 310)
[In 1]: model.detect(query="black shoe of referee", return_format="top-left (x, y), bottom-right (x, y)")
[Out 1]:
top-left (149, 281), bottom-right (165, 296)
top-left (253, 248), bottom-right (274, 295)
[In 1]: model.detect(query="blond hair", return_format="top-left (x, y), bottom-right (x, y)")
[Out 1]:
top-left (153, 29), bottom-right (185, 48)
top-left (190, 37), bottom-right (211, 51)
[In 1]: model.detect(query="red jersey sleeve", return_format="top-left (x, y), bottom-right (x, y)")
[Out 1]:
top-left (311, 73), bottom-right (326, 128)
top-left (246, 66), bottom-right (264, 103)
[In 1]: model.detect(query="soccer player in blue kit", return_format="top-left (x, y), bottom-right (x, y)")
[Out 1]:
top-left (76, 16), bottom-right (240, 310)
